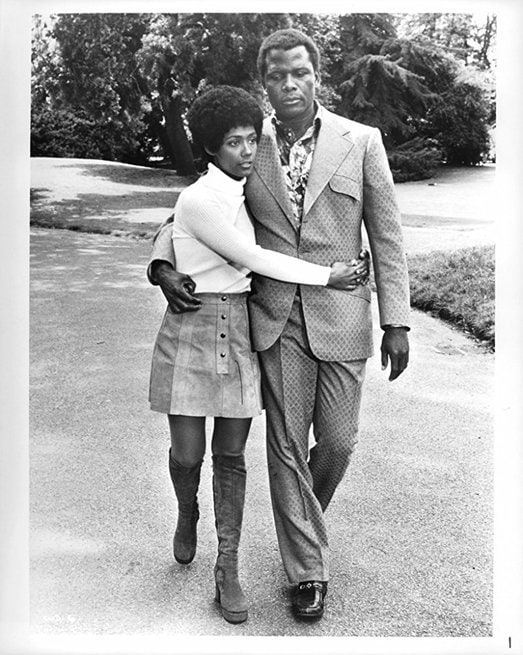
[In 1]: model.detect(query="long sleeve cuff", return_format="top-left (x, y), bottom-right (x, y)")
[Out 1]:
top-left (147, 220), bottom-right (177, 285)
top-left (382, 324), bottom-right (410, 331)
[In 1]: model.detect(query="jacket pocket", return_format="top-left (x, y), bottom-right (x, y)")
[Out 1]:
top-left (328, 175), bottom-right (361, 202)
top-left (338, 283), bottom-right (371, 302)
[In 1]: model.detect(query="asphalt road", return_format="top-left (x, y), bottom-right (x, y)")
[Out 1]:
top-left (28, 225), bottom-right (494, 646)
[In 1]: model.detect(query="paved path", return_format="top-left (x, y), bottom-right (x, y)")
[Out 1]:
top-left (28, 225), bottom-right (494, 645)
top-left (396, 164), bottom-right (495, 254)
top-left (30, 157), bottom-right (496, 253)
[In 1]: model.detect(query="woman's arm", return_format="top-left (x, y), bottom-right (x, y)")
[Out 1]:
top-left (179, 193), bottom-right (365, 287)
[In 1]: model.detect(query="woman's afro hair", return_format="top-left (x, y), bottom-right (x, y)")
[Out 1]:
top-left (187, 85), bottom-right (264, 157)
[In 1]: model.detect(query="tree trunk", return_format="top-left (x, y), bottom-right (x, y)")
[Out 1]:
top-left (148, 103), bottom-right (176, 166)
top-left (160, 81), bottom-right (196, 177)
top-left (479, 15), bottom-right (495, 69)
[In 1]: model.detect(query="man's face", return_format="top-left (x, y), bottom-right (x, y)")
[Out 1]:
top-left (263, 45), bottom-right (318, 122)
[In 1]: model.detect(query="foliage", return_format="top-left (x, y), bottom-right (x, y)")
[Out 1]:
top-left (30, 106), bottom-right (149, 163)
top-left (387, 137), bottom-right (441, 182)
top-left (338, 13), bottom-right (397, 60)
top-left (339, 52), bottom-right (434, 142)
top-left (408, 245), bottom-right (495, 349)
top-left (426, 72), bottom-right (492, 165)
top-left (32, 14), bottom-right (152, 163)
top-left (51, 14), bottom-right (149, 117)
top-left (30, 12), bottom-right (496, 176)
top-left (333, 14), bottom-right (492, 170)
top-left (31, 15), bottom-right (62, 107)
top-left (396, 13), bottom-right (496, 69)
top-left (335, 14), bottom-right (440, 141)
top-left (135, 13), bottom-right (294, 173)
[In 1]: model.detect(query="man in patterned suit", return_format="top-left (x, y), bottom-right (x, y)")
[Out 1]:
top-left (149, 28), bottom-right (410, 620)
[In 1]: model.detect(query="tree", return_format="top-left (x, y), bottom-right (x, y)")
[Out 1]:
top-left (427, 71), bottom-right (491, 165)
top-left (477, 14), bottom-right (496, 69)
top-left (137, 13), bottom-right (292, 173)
top-left (332, 13), bottom-right (492, 176)
top-left (32, 13), bottom-right (152, 163)
top-left (395, 12), bottom-right (494, 163)
top-left (396, 12), bottom-right (496, 70)
top-left (31, 15), bottom-right (61, 107)
top-left (31, 12), bottom-right (495, 176)
top-left (328, 14), bottom-right (438, 178)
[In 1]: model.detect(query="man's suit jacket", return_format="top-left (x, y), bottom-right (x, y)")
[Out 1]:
top-left (245, 109), bottom-right (409, 361)
top-left (150, 108), bottom-right (410, 362)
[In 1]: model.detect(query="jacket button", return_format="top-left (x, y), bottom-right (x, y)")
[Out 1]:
top-left (221, 295), bottom-right (227, 301)
top-left (221, 314), bottom-right (227, 320)
top-left (220, 352), bottom-right (226, 358)
top-left (220, 333), bottom-right (226, 339)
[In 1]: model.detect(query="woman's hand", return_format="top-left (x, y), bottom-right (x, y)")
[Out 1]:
top-left (327, 250), bottom-right (370, 290)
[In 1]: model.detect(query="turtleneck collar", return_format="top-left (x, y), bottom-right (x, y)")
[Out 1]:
top-left (202, 163), bottom-right (247, 196)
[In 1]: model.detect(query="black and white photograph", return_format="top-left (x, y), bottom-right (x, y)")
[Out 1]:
top-left (1, 1), bottom-right (522, 654)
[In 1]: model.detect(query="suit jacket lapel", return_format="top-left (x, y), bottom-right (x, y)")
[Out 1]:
top-left (303, 114), bottom-right (355, 217)
top-left (252, 124), bottom-right (297, 231)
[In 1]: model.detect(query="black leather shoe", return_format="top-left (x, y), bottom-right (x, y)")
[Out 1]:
top-left (293, 581), bottom-right (328, 619)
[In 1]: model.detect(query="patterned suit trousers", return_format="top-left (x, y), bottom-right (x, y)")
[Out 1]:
top-left (258, 293), bottom-right (366, 584)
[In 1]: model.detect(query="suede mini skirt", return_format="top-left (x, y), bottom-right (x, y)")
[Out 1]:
top-left (149, 293), bottom-right (263, 418)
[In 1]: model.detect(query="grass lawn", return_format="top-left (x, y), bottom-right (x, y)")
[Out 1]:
top-left (408, 245), bottom-right (495, 350)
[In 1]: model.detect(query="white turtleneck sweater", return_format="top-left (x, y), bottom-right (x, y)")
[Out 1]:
top-left (172, 163), bottom-right (331, 294)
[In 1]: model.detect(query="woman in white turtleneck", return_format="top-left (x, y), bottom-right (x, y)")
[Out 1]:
top-left (148, 86), bottom-right (368, 625)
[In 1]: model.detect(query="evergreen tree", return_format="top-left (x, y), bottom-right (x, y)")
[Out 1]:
top-left (334, 13), bottom-right (491, 175)
top-left (31, 12), bottom-right (495, 176)
top-left (336, 15), bottom-right (436, 146)
top-left (32, 13), bottom-right (152, 163)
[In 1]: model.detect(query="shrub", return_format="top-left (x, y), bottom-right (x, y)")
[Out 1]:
top-left (427, 80), bottom-right (491, 166)
top-left (31, 105), bottom-right (149, 164)
top-left (388, 137), bottom-right (441, 182)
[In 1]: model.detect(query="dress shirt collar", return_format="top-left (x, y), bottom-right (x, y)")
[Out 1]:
top-left (271, 102), bottom-right (323, 146)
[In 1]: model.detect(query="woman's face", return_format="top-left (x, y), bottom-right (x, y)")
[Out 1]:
top-left (209, 125), bottom-right (258, 178)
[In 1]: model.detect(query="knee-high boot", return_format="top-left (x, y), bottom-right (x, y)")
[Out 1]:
top-left (168, 450), bottom-right (202, 565)
top-left (212, 453), bottom-right (248, 624)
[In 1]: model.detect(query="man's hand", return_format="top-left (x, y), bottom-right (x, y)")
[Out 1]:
top-left (152, 261), bottom-right (202, 313)
top-left (380, 327), bottom-right (409, 381)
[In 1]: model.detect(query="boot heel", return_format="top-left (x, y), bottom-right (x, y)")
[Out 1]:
top-left (215, 579), bottom-right (248, 624)
top-left (221, 605), bottom-right (248, 624)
